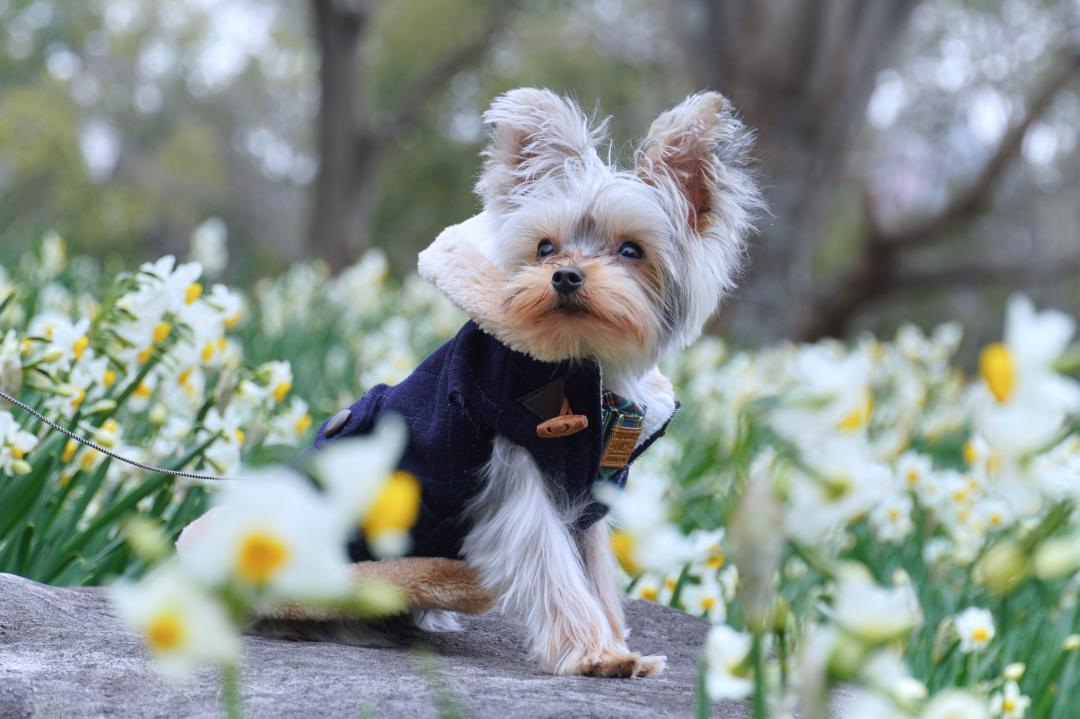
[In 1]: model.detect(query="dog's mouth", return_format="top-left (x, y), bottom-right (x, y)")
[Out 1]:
top-left (553, 296), bottom-right (589, 316)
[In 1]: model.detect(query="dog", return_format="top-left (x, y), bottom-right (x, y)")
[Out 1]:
top-left (184, 88), bottom-right (760, 678)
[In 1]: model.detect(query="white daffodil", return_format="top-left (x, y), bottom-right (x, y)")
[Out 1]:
top-left (629, 573), bottom-right (663, 602)
top-left (177, 470), bottom-right (352, 600)
top-left (979, 294), bottom-right (1080, 411)
top-left (312, 414), bottom-right (408, 525)
top-left (597, 473), bottom-right (696, 575)
top-left (770, 344), bottom-right (875, 448)
top-left (829, 568), bottom-right (922, 646)
top-left (785, 438), bottom-right (889, 544)
top-left (954, 606), bottom-right (995, 653)
top-left (681, 570), bottom-right (727, 624)
top-left (109, 563), bottom-right (240, 682)
top-left (861, 649), bottom-right (927, 705)
top-left (989, 681), bottom-right (1030, 719)
top-left (703, 624), bottom-right (754, 701)
top-left (266, 398), bottom-right (314, 446)
top-left (870, 491), bottom-right (914, 544)
top-left (921, 690), bottom-right (989, 719)
top-left (897, 451), bottom-right (935, 494)
top-left (259, 360), bottom-right (293, 405)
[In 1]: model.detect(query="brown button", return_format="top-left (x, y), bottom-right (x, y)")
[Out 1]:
top-left (324, 408), bottom-right (352, 438)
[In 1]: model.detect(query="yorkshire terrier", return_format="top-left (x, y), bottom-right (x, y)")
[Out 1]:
top-left (185, 88), bottom-right (760, 678)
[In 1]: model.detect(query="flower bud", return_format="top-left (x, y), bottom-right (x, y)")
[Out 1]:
top-left (1003, 662), bottom-right (1025, 681)
top-left (974, 540), bottom-right (1028, 595)
top-left (1033, 536), bottom-right (1080, 580)
top-left (149, 404), bottom-right (168, 427)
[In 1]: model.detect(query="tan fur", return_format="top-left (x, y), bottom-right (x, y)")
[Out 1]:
top-left (260, 558), bottom-right (493, 623)
top-left (351, 557), bottom-right (495, 614)
top-left (500, 260), bottom-right (656, 366)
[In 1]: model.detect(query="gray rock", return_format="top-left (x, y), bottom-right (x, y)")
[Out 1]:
top-left (0, 573), bottom-right (748, 718)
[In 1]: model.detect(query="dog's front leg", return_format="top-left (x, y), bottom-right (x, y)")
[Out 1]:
top-left (463, 438), bottom-right (660, 677)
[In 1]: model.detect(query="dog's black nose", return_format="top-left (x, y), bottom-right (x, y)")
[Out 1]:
top-left (551, 267), bottom-right (585, 294)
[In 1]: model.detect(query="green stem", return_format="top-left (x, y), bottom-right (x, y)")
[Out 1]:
top-left (751, 630), bottom-right (766, 719)
top-left (220, 664), bottom-right (243, 719)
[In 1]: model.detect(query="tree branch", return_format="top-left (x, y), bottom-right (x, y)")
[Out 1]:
top-left (794, 46), bottom-right (1080, 341)
top-left (881, 46), bottom-right (1080, 247)
top-left (893, 253), bottom-right (1080, 290)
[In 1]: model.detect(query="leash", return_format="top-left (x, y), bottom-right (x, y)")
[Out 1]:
top-left (0, 388), bottom-right (243, 482)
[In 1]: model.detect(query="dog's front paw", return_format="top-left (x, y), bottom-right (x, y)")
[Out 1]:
top-left (572, 650), bottom-right (667, 678)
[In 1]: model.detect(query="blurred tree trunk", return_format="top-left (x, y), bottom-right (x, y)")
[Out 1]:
top-left (669, 0), bottom-right (921, 342)
top-left (307, 0), bottom-right (518, 269)
top-left (309, 0), bottom-right (371, 270)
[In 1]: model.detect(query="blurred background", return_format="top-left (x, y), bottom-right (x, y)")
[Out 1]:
top-left (1, 0), bottom-right (1078, 353)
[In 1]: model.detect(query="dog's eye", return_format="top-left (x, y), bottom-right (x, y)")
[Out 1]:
top-left (618, 242), bottom-right (644, 261)
top-left (537, 239), bottom-right (555, 259)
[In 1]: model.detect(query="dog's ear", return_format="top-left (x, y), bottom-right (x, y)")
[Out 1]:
top-left (635, 92), bottom-right (761, 240)
top-left (475, 87), bottom-right (606, 207)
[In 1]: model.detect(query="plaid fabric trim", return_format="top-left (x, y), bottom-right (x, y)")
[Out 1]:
top-left (597, 390), bottom-right (646, 479)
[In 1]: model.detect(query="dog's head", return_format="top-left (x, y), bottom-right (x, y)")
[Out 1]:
top-left (421, 88), bottom-right (761, 372)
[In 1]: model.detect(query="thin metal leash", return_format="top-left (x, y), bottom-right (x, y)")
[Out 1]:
top-left (0, 388), bottom-right (243, 482)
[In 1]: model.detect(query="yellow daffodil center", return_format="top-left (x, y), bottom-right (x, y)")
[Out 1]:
top-left (963, 441), bottom-right (979, 466)
top-left (69, 389), bottom-right (86, 409)
top-left (611, 531), bottom-right (640, 575)
top-left (201, 343), bottom-right (216, 362)
top-left (225, 313), bottom-right (239, 328)
top-left (237, 531), bottom-right (290, 585)
top-left (61, 440), bottom-right (77, 463)
top-left (146, 612), bottom-right (185, 652)
top-left (639, 586), bottom-right (658, 602)
top-left (906, 469), bottom-right (920, 486)
top-left (234, 429), bottom-right (245, 445)
top-left (152, 322), bottom-right (172, 345)
top-left (137, 347), bottom-right (154, 364)
top-left (702, 596), bottom-right (717, 610)
top-left (664, 577), bottom-right (677, 592)
top-left (185, 283), bottom-right (203, 305)
top-left (1003, 698), bottom-right (1016, 712)
top-left (837, 392), bottom-right (873, 431)
top-left (294, 414), bottom-right (313, 435)
top-left (72, 335), bottom-right (89, 360)
top-left (103, 369), bottom-right (117, 388)
top-left (272, 381), bottom-right (292, 403)
top-left (11, 446), bottom-right (25, 459)
top-left (705, 552), bottom-right (725, 570)
top-left (971, 627), bottom-right (990, 643)
top-left (980, 343), bottom-right (1015, 403)
top-left (134, 382), bottom-right (153, 399)
top-left (364, 471), bottom-right (421, 537)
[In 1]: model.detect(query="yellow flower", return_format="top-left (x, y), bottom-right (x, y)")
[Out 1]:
top-left (72, 336), bottom-right (90, 360)
top-left (137, 347), bottom-right (153, 364)
top-left (272, 381), bottom-right (292, 403)
top-left (611, 530), bottom-right (641, 575)
top-left (294, 413), bottom-right (313, 435)
top-left (235, 531), bottom-right (291, 586)
top-left (184, 283), bottom-right (203, 305)
top-left (61, 440), bottom-right (77, 463)
top-left (979, 343), bottom-right (1015, 404)
top-left (837, 391), bottom-right (873, 431)
top-left (103, 369), bottom-right (117, 388)
top-left (152, 322), bottom-right (172, 344)
top-left (147, 612), bottom-right (185, 652)
top-left (363, 470), bottom-right (420, 539)
top-left (134, 382), bottom-right (153, 399)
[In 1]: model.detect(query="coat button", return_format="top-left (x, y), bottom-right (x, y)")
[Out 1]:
top-left (323, 408), bottom-right (352, 438)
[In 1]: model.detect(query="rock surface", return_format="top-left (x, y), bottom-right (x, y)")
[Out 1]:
top-left (0, 573), bottom-right (747, 718)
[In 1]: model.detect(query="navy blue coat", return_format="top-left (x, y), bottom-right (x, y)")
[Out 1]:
top-left (313, 321), bottom-right (673, 561)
